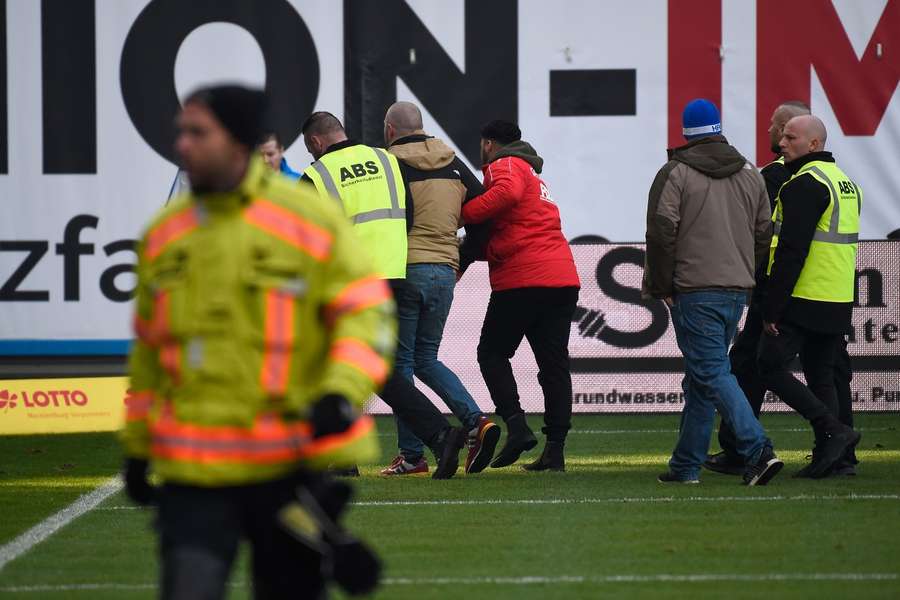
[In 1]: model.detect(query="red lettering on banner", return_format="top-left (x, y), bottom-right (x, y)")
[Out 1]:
top-left (667, 0), bottom-right (722, 149)
top-left (71, 390), bottom-right (88, 406)
top-left (33, 391), bottom-right (49, 407)
top-left (757, 0), bottom-right (900, 163)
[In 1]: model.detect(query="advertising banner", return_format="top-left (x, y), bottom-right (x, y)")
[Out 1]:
top-left (367, 241), bottom-right (900, 415)
top-left (1, 0), bottom-right (899, 351)
top-left (0, 377), bottom-right (128, 435)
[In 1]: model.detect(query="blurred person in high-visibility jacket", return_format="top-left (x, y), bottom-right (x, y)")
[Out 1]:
top-left (121, 84), bottom-right (390, 599)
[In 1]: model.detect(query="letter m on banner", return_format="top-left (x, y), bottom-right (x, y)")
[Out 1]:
top-left (757, 0), bottom-right (900, 162)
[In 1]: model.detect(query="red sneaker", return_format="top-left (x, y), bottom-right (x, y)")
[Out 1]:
top-left (465, 416), bottom-right (501, 474)
top-left (379, 455), bottom-right (429, 476)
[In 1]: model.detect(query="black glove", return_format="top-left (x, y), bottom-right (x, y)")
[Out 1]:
top-left (310, 394), bottom-right (355, 438)
top-left (123, 458), bottom-right (155, 506)
top-left (332, 537), bottom-right (382, 596)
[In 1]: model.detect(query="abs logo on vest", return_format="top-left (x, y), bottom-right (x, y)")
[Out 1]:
top-left (340, 161), bottom-right (380, 183)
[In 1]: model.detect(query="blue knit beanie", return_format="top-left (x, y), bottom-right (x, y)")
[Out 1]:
top-left (682, 99), bottom-right (722, 140)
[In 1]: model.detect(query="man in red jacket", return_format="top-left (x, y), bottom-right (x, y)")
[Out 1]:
top-left (461, 120), bottom-right (581, 471)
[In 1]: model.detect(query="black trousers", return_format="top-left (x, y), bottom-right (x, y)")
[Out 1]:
top-left (379, 280), bottom-right (449, 448)
top-left (156, 475), bottom-right (325, 600)
top-left (756, 321), bottom-right (843, 423)
top-left (476, 286), bottom-right (578, 442)
top-left (719, 307), bottom-right (854, 457)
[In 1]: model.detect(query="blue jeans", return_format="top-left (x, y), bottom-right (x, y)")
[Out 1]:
top-left (394, 264), bottom-right (482, 458)
top-left (668, 290), bottom-right (771, 479)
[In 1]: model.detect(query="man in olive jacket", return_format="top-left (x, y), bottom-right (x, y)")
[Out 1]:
top-left (643, 98), bottom-right (781, 486)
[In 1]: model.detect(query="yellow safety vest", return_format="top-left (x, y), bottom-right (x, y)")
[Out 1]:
top-left (304, 144), bottom-right (408, 279)
top-left (767, 160), bottom-right (861, 302)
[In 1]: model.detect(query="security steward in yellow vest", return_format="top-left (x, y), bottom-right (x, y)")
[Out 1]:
top-left (757, 114), bottom-right (862, 479)
top-left (122, 86), bottom-right (388, 599)
top-left (300, 111), bottom-right (466, 479)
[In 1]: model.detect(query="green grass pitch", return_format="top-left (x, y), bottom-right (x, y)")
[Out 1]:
top-left (1, 412), bottom-right (899, 599)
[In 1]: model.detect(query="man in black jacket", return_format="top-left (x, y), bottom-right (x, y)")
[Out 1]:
top-left (708, 102), bottom-right (859, 478)
top-left (756, 114), bottom-right (862, 478)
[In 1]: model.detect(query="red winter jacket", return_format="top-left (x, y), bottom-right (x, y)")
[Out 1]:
top-left (461, 142), bottom-right (580, 291)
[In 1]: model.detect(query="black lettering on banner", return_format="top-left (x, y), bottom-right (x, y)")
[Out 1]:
top-left (344, 0), bottom-right (517, 166)
top-left (855, 268), bottom-right (886, 308)
top-left (549, 69), bottom-right (637, 117)
top-left (42, 0), bottom-right (96, 174)
top-left (120, 0), bottom-right (318, 164)
top-left (99, 239), bottom-right (137, 302)
top-left (55, 215), bottom-right (97, 301)
top-left (365, 160), bottom-right (378, 175)
top-left (340, 167), bottom-right (354, 182)
top-left (0, 241), bottom-right (50, 301)
top-left (593, 246), bottom-right (669, 348)
top-left (0, 0), bottom-right (7, 174)
top-left (352, 163), bottom-right (367, 177)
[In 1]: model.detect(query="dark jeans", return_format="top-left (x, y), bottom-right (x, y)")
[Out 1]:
top-left (378, 279), bottom-right (451, 449)
top-left (719, 299), bottom-right (854, 458)
top-left (156, 475), bottom-right (325, 600)
top-left (668, 291), bottom-right (770, 478)
top-left (394, 264), bottom-right (482, 458)
top-left (476, 286), bottom-right (578, 442)
top-left (757, 321), bottom-right (842, 423)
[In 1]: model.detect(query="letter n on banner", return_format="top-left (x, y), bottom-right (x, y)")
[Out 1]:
top-left (667, 0), bottom-right (722, 149)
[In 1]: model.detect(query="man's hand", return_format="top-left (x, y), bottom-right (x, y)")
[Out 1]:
top-left (123, 458), bottom-right (155, 506)
top-left (664, 297), bottom-right (675, 308)
top-left (763, 321), bottom-right (780, 336)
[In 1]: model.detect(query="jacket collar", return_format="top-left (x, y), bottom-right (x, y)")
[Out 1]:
top-left (194, 155), bottom-right (268, 213)
top-left (785, 151), bottom-right (834, 175)
top-left (389, 131), bottom-right (431, 147)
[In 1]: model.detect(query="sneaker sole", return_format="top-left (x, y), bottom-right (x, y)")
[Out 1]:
top-left (657, 476), bottom-right (700, 484)
top-left (466, 424), bottom-right (501, 475)
top-left (489, 438), bottom-right (538, 469)
top-left (745, 458), bottom-right (784, 486)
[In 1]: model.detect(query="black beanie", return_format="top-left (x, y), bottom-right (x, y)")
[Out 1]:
top-left (184, 85), bottom-right (268, 148)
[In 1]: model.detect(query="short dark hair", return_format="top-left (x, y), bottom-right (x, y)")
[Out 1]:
top-left (259, 131), bottom-right (282, 146)
top-left (480, 120), bottom-right (521, 145)
top-left (301, 111), bottom-right (344, 136)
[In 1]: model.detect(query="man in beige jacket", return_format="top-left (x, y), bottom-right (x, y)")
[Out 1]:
top-left (643, 98), bottom-right (782, 486)
top-left (382, 102), bottom-right (501, 476)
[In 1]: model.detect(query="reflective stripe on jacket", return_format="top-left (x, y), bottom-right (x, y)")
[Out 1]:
top-left (304, 144), bottom-right (408, 279)
top-left (122, 157), bottom-right (393, 486)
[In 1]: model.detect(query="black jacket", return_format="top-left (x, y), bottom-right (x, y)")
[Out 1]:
top-left (762, 151), bottom-right (852, 333)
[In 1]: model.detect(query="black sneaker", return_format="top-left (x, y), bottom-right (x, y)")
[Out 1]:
top-left (432, 427), bottom-right (466, 480)
top-left (703, 451), bottom-right (744, 476)
top-left (807, 427), bottom-right (861, 479)
top-left (742, 447), bottom-right (783, 486)
top-left (657, 471), bottom-right (700, 484)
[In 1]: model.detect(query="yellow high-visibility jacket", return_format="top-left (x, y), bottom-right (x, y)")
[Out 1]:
top-left (121, 157), bottom-right (394, 486)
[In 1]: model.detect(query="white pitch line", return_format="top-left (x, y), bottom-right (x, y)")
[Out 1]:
top-left (376, 427), bottom-right (892, 437)
top-left (94, 493), bottom-right (900, 513)
top-left (354, 493), bottom-right (900, 507)
top-left (1, 572), bottom-right (896, 593)
top-left (0, 478), bottom-right (122, 572)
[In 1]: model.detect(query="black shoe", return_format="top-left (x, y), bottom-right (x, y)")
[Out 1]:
top-left (328, 465), bottom-right (360, 477)
top-left (657, 471), bottom-right (699, 484)
top-left (523, 441), bottom-right (565, 472)
top-left (742, 447), bottom-right (783, 486)
top-left (808, 423), bottom-right (861, 479)
top-left (703, 451), bottom-right (744, 476)
top-left (431, 427), bottom-right (466, 480)
top-left (490, 415), bottom-right (538, 468)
